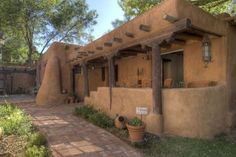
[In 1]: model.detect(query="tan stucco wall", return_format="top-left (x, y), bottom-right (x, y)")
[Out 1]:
top-left (116, 54), bottom-right (152, 88)
top-left (163, 85), bottom-right (227, 139)
top-left (39, 42), bottom-right (79, 94)
top-left (85, 85), bottom-right (227, 138)
top-left (184, 37), bottom-right (227, 84)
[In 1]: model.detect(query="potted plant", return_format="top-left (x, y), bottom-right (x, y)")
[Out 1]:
top-left (126, 117), bottom-right (145, 142)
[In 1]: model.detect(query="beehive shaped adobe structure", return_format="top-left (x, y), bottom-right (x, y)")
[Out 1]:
top-left (36, 54), bottom-right (65, 105)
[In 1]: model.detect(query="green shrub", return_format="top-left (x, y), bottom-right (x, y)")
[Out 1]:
top-left (28, 132), bottom-right (47, 147)
top-left (128, 117), bottom-right (143, 126)
top-left (25, 145), bottom-right (49, 157)
top-left (0, 104), bottom-right (32, 135)
top-left (75, 106), bottom-right (97, 119)
top-left (88, 112), bottom-right (114, 128)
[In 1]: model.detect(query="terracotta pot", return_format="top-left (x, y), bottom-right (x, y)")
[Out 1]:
top-left (126, 124), bottom-right (145, 142)
top-left (114, 116), bottom-right (126, 129)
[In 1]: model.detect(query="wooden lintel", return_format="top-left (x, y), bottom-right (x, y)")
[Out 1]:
top-left (140, 18), bottom-right (192, 47)
top-left (96, 46), bottom-right (103, 50)
top-left (125, 32), bottom-right (135, 38)
top-left (139, 24), bottom-right (151, 32)
top-left (163, 14), bottom-right (178, 23)
top-left (113, 37), bottom-right (123, 43)
top-left (104, 42), bottom-right (113, 47)
top-left (175, 33), bottom-right (202, 41)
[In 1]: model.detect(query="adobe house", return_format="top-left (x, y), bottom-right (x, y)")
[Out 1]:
top-left (37, 0), bottom-right (236, 139)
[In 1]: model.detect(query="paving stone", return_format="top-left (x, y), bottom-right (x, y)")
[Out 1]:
top-left (13, 99), bottom-right (143, 157)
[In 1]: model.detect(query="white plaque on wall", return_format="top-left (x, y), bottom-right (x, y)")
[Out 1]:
top-left (136, 107), bottom-right (148, 115)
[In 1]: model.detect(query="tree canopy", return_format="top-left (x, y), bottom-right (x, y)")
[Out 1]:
top-left (0, 0), bottom-right (97, 65)
top-left (118, 0), bottom-right (234, 17)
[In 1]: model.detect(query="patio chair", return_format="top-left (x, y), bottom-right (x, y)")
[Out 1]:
top-left (163, 79), bottom-right (173, 88)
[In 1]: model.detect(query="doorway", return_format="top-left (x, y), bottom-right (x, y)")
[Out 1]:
top-left (162, 51), bottom-right (184, 88)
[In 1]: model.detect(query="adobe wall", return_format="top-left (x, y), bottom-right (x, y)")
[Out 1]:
top-left (85, 85), bottom-right (227, 139)
top-left (0, 72), bottom-right (35, 94)
top-left (39, 42), bottom-right (79, 94)
top-left (163, 85), bottom-right (227, 139)
top-left (184, 37), bottom-right (227, 84)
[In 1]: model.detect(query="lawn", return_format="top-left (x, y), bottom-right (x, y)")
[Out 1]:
top-left (0, 103), bottom-right (49, 157)
top-left (75, 105), bottom-right (236, 157)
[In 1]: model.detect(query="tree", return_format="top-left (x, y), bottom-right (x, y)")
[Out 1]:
top-left (118, 0), bottom-right (233, 17)
top-left (0, 0), bottom-right (97, 65)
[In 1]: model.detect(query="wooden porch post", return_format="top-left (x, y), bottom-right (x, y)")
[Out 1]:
top-left (152, 43), bottom-right (162, 114)
top-left (108, 55), bottom-right (115, 110)
top-left (108, 56), bottom-right (115, 87)
top-left (82, 62), bottom-right (89, 98)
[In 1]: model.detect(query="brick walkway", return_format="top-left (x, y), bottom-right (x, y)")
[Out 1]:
top-left (16, 102), bottom-right (143, 157)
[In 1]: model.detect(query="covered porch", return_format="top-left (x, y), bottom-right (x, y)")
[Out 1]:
top-left (68, 0), bottom-right (228, 138)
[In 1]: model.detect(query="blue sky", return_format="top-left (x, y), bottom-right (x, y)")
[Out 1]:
top-left (86, 0), bottom-right (124, 39)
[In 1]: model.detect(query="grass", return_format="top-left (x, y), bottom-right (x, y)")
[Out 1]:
top-left (134, 134), bottom-right (236, 157)
top-left (0, 103), bottom-right (50, 157)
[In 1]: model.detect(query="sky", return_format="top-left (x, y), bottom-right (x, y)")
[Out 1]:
top-left (86, 0), bottom-right (124, 39)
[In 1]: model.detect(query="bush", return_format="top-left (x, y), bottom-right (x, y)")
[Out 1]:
top-left (75, 105), bottom-right (114, 129)
top-left (28, 132), bottom-right (47, 147)
top-left (88, 112), bottom-right (114, 128)
top-left (25, 145), bottom-right (49, 157)
top-left (0, 104), bottom-right (32, 135)
top-left (75, 105), bottom-right (97, 119)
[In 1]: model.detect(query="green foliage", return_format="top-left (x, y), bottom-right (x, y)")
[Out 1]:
top-left (25, 145), bottom-right (49, 157)
top-left (118, 0), bottom-right (162, 17)
top-left (88, 112), bottom-right (114, 128)
top-left (75, 106), bottom-right (97, 119)
top-left (75, 106), bottom-right (114, 128)
top-left (118, 0), bottom-right (234, 17)
top-left (0, 0), bottom-right (97, 64)
top-left (128, 117), bottom-right (143, 126)
top-left (0, 104), bottom-right (32, 135)
top-left (28, 132), bottom-right (47, 147)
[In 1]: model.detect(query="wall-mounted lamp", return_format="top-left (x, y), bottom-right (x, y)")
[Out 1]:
top-left (202, 35), bottom-right (212, 67)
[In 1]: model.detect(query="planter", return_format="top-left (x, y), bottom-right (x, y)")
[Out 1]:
top-left (126, 123), bottom-right (145, 142)
top-left (114, 116), bottom-right (126, 129)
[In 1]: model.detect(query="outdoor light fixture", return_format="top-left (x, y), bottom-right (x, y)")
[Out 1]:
top-left (202, 35), bottom-right (212, 67)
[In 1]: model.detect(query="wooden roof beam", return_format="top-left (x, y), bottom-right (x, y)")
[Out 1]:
top-left (104, 41), bottom-right (113, 47)
top-left (96, 46), bottom-right (103, 50)
top-left (113, 37), bottom-right (123, 43)
top-left (163, 14), bottom-right (178, 23)
top-left (139, 24), bottom-right (151, 32)
top-left (125, 32), bottom-right (135, 38)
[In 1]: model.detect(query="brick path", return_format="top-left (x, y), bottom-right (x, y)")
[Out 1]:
top-left (16, 102), bottom-right (143, 157)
